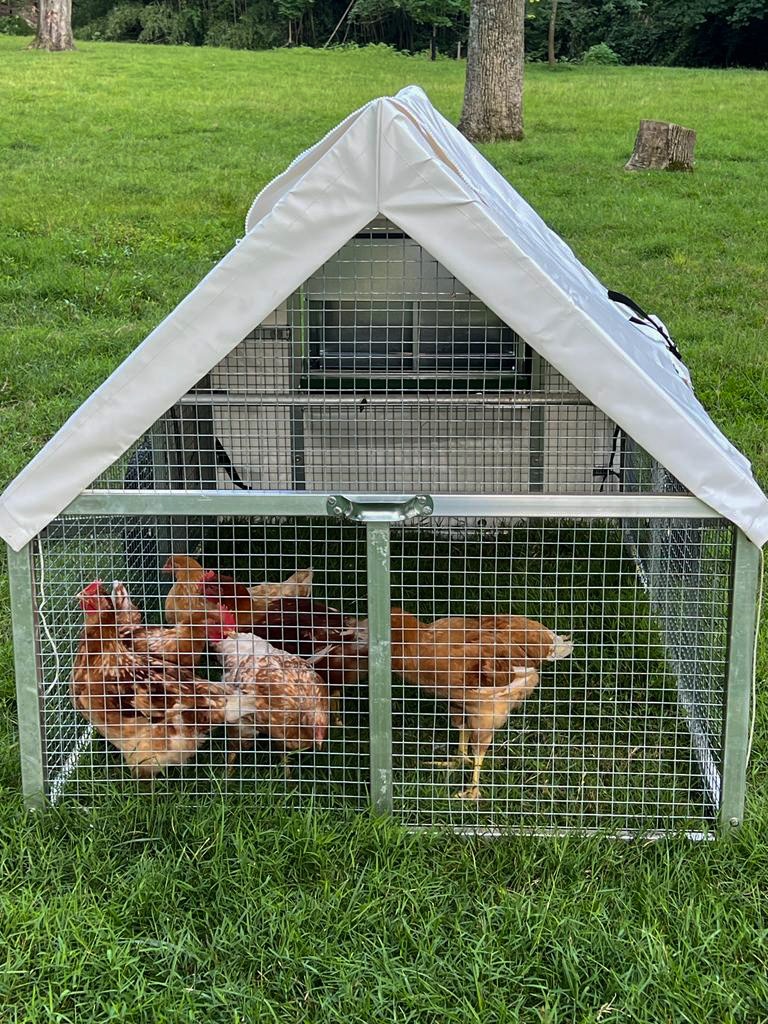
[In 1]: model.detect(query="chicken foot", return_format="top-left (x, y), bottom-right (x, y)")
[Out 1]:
top-left (456, 754), bottom-right (486, 801)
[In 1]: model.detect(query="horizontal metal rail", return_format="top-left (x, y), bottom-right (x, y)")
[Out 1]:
top-left (406, 825), bottom-right (715, 841)
top-left (177, 391), bottom-right (592, 408)
top-left (66, 490), bottom-right (722, 520)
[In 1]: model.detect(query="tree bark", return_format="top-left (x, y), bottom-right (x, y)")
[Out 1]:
top-left (30, 0), bottom-right (73, 50)
top-left (459, 0), bottom-right (524, 143)
top-left (625, 119), bottom-right (696, 172)
top-left (547, 0), bottom-right (557, 67)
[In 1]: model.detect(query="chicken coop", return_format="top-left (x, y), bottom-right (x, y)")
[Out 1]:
top-left (2, 87), bottom-right (765, 837)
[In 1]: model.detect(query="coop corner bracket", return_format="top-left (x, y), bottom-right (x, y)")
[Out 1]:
top-left (327, 494), bottom-right (434, 522)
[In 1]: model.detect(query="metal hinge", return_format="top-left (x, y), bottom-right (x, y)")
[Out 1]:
top-left (327, 494), bottom-right (434, 523)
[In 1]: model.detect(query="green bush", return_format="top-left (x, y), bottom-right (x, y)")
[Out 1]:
top-left (204, 6), bottom-right (283, 49)
top-left (0, 14), bottom-right (31, 35)
top-left (138, 3), bottom-right (204, 44)
top-left (99, 2), bottom-right (144, 40)
top-left (582, 41), bottom-right (621, 64)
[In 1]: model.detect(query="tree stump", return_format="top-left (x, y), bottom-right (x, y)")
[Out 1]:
top-left (624, 120), bottom-right (696, 172)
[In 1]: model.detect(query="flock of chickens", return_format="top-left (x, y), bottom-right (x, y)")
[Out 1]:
top-left (71, 555), bottom-right (573, 800)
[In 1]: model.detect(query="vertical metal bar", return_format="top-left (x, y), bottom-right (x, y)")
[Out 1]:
top-left (190, 373), bottom-right (219, 490)
top-left (529, 346), bottom-right (545, 491)
top-left (289, 287), bottom-right (307, 490)
top-left (411, 299), bottom-right (420, 373)
top-left (720, 529), bottom-right (762, 831)
top-left (6, 543), bottom-right (46, 810)
top-left (366, 521), bottom-right (393, 815)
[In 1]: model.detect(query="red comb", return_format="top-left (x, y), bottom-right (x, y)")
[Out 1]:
top-left (83, 580), bottom-right (103, 595)
top-left (218, 605), bottom-right (237, 631)
top-left (205, 603), bottom-right (236, 643)
top-left (202, 569), bottom-right (216, 581)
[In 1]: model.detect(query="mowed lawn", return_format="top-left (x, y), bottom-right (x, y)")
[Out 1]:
top-left (1, 36), bottom-right (768, 1023)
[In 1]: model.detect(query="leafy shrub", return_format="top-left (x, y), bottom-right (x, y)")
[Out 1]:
top-left (582, 41), bottom-right (622, 64)
top-left (0, 14), bottom-right (31, 34)
top-left (204, 9), bottom-right (282, 49)
top-left (138, 3), bottom-right (203, 44)
top-left (100, 3), bottom-right (144, 40)
top-left (77, 18), bottom-right (107, 39)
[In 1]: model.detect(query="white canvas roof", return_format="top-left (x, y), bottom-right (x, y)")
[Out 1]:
top-left (1, 85), bottom-right (767, 550)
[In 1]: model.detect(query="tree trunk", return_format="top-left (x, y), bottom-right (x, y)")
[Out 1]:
top-left (624, 119), bottom-right (696, 172)
top-left (430, 22), bottom-right (436, 61)
top-left (459, 0), bottom-right (524, 143)
top-left (30, 0), bottom-right (73, 50)
top-left (547, 0), bottom-right (557, 67)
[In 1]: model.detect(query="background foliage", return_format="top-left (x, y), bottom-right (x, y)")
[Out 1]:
top-left (3, 0), bottom-right (767, 65)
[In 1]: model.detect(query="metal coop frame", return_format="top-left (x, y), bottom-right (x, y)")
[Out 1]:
top-left (3, 89), bottom-right (764, 838)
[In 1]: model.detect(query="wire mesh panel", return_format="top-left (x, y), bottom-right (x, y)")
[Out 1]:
top-left (34, 515), bottom-right (369, 808)
top-left (29, 509), bottom-right (734, 835)
top-left (89, 220), bottom-right (678, 499)
top-left (388, 516), bottom-right (733, 835)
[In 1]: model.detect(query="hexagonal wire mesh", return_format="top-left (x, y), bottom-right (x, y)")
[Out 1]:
top-left (11, 219), bottom-right (750, 834)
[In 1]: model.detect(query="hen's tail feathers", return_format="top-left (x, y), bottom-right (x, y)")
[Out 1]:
top-left (546, 634), bottom-right (574, 661)
top-left (496, 665), bottom-right (539, 696)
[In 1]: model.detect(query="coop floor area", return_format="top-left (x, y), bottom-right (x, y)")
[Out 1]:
top-left (34, 516), bottom-right (730, 836)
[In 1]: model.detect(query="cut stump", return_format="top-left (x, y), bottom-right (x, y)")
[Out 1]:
top-left (624, 120), bottom-right (696, 172)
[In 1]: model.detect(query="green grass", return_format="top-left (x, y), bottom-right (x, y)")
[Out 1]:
top-left (1, 37), bottom-right (768, 1023)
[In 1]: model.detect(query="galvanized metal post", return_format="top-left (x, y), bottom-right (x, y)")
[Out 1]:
top-left (289, 289), bottom-right (307, 490)
top-left (366, 522), bottom-right (393, 815)
top-left (6, 543), bottom-right (46, 809)
top-left (720, 529), bottom-right (762, 831)
top-left (529, 347), bottom-right (545, 492)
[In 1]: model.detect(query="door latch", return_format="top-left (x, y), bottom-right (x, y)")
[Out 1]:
top-left (327, 494), bottom-right (434, 523)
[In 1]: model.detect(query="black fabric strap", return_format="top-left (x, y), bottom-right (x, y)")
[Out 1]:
top-left (214, 437), bottom-right (252, 491)
top-left (608, 289), bottom-right (684, 363)
top-left (608, 289), bottom-right (652, 321)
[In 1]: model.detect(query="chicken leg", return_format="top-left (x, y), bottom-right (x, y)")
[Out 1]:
top-left (456, 754), bottom-right (486, 801)
top-left (455, 725), bottom-right (495, 801)
top-left (427, 727), bottom-right (471, 769)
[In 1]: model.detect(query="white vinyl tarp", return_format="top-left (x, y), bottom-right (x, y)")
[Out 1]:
top-left (1, 85), bottom-right (767, 550)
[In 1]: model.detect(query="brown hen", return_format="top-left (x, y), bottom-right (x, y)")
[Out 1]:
top-left (164, 555), bottom-right (313, 628)
top-left (203, 593), bottom-right (369, 725)
top-left (112, 580), bottom-right (230, 669)
top-left (71, 581), bottom-right (259, 778)
top-left (201, 567), bottom-right (314, 630)
top-left (390, 609), bottom-right (543, 800)
top-left (163, 555), bottom-right (211, 624)
top-left (427, 614), bottom-right (572, 664)
top-left (215, 632), bottom-right (330, 764)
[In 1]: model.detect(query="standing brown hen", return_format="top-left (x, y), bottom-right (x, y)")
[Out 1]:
top-left (71, 581), bottom-right (260, 778)
top-left (428, 614), bottom-right (573, 663)
top-left (390, 608), bottom-right (545, 800)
